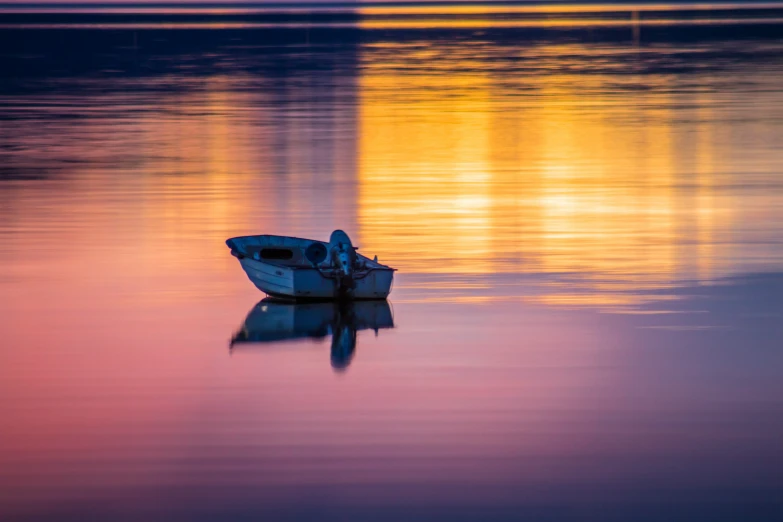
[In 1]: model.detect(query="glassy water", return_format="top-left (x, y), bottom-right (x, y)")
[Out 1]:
top-left (1, 5), bottom-right (783, 521)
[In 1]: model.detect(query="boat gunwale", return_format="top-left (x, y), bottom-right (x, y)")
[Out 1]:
top-left (227, 234), bottom-right (397, 271)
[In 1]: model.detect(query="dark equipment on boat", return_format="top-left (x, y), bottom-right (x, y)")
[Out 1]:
top-left (305, 242), bottom-right (328, 265)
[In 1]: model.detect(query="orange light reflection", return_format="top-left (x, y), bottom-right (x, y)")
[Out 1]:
top-left (357, 40), bottom-right (782, 306)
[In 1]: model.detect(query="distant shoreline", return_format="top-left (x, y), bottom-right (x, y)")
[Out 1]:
top-left (3, 0), bottom-right (782, 29)
top-left (2, 0), bottom-right (783, 10)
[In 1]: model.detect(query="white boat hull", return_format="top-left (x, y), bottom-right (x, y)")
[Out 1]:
top-left (239, 257), bottom-right (394, 300)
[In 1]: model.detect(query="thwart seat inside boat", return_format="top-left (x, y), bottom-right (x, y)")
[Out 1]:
top-left (228, 235), bottom-right (333, 269)
top-left (244, 245), bottom-right (306, 267)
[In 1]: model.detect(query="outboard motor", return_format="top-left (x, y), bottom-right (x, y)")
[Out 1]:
top-left (328, 230), bottom-right (357, 295)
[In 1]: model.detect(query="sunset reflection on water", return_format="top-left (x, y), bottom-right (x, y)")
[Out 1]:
top-left (2, 23), bottom-right (782, 308)
top-left (358, 39), bottom-right (783, 306)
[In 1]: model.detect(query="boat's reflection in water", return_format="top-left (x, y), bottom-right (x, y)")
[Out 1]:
top-left (230, 299), bottom-right (394, 370)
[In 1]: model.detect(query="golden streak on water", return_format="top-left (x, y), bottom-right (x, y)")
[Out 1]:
top-left (357, 17), bottom-right (783, 30)
top-left (355, 40), bottom-right (780, 306)
top-left (357, 3), bottom-right (783, 15)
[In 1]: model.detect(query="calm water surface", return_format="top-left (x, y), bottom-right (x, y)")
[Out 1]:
top-left (1, 7), bottom-right (783, 521)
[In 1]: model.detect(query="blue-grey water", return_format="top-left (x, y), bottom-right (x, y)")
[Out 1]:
top-left (1, 4), bottom-right (783, 521)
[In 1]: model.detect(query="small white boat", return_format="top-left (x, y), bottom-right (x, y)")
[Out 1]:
top-left (226, 230), bottom-right (395, 300)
